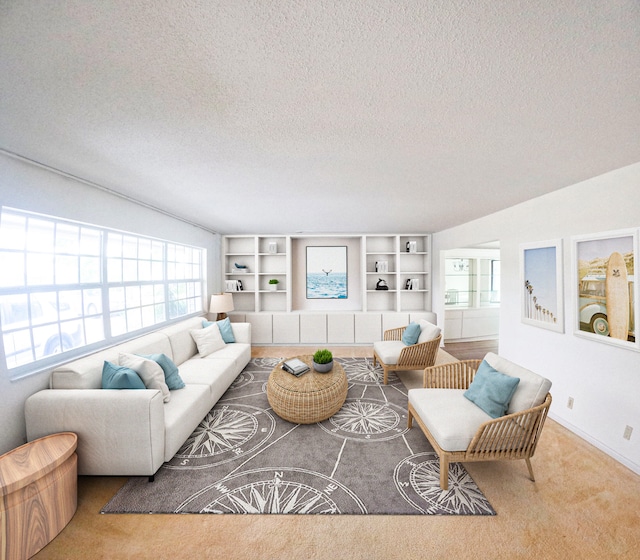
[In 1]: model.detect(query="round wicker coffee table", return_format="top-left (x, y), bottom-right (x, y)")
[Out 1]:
top-left (267, 356), bottom-right (348, 424)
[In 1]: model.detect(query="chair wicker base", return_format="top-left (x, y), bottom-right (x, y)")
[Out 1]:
top-left (267, 356), bottom-right (348, 424)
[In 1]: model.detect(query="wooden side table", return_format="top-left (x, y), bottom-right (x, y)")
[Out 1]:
top-left (267, 356), bottom-right (348, 424)
top-left (0, 432), bottom-right (78, 560)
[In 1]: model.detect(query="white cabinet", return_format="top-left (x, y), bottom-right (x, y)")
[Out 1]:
top-left (444, 308), bottom-right (499, 341)
top-left (272, 313), bottom-right (299, 343)
top-left (354, 313), bottom-right (381, 343)
top-left (327, 313), bottom-right (355, 343)
top-left (300, 314), bottom-right (327, 344)
top-left (245, 313), bottom-right (273, 344)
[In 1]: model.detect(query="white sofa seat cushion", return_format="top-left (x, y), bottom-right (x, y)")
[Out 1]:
top-left (484, 352), bottom-right (552, 414)
top-left (177, 357), bottom-right (237, 396)
top-left (163, 383), bottom-right (212, 461)
top-left (409, 388), bottom-right (492, 451)
top-left (373, 340), bottom-right (405, 365)
top-left (203, 342), bottom-right (251, 370)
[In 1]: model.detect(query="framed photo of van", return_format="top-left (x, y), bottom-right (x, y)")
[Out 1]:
top-left (520, 239), bottom-right (564, 333)
top-left (572, 229), bottom-right (638, 350)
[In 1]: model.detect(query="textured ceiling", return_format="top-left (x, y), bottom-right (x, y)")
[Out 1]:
top-left (1, 1), bottom-right (639, 234)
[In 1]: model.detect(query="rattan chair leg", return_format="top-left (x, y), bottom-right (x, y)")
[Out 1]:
top-left (525, 458), bottom-right (535, 482)
top-left (440, 455), bottom-right (449, 490)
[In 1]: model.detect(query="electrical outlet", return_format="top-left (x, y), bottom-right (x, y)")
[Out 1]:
top-left (567, 397), bottom-right (574, 409)
top-left (623, 425), bottom-right (633, 440)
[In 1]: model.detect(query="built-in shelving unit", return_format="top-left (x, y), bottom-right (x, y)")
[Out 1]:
top-left (223, 233), bottom-right (430, 314)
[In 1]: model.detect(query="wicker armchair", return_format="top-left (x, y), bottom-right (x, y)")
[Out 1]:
top-left (373, 326), bottom-right (441, 385)
top-left (407, 358), bottom-right (552, 490)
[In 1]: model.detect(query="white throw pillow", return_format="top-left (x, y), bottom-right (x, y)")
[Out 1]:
top-left (119, 353), bottom-right (171, 403)
top-left (418, 320), bottom-right (441, 343)
top-left (190, 324), bottom-right (226, 357)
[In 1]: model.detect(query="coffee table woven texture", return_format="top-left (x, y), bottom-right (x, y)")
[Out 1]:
top-left (267, 356), bottom-right (348, 424)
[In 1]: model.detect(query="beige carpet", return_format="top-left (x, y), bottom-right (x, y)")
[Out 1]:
top-left (32, 346), bottom-right (640, 559)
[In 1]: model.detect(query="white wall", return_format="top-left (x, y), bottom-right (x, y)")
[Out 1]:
top-left (0, 153), bottom-right (220, 454)
top-left (432, 162), bottom-right (640, 474)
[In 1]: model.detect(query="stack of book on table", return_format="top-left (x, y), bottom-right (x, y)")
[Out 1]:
top-left (282, 358), bottom-right (310, 376)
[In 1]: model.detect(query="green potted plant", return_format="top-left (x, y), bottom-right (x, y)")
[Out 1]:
top-left (312, 348), bottom-right (333, 373)
top-left (268, 278), bottom-right (279, 291)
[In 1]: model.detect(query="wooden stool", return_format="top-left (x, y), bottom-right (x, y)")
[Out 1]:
top-left (0, 432), bottom-right (78, 560)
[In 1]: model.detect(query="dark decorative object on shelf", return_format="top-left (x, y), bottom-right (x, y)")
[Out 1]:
top-left (376, 278), bottom-right (389, 290)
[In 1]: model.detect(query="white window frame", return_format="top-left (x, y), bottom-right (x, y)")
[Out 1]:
top-left (0, 207), bottom-right (206, 379)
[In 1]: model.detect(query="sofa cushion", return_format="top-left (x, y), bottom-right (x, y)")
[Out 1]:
top-left (484, 352), bottom-right (552, 413)
top-left (203, 343), bottom-right (252, 371)
top-left (119, 353), bottom-right (171, 403)
top-left (464, 360), bottom-right (520, 418)
top-left (101, 361), bottom-right (146, 390)
top-left (203, 317), bottom-right (236, 343)
top-left (191, 324), bottom-right (226, 357)
top-left (401, 322), bottom-right (421, 345)
top-left (409, 388), bottom-right (492, 451)
top-left (158, 316), bottom-right (203, 365)
top-left (417, 320), bottom-right (441, 343)
top-left (141, 353), bottom-right (185, 390)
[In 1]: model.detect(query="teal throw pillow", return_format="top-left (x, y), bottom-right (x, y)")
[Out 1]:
top-left (401, 322), bottom-right (421, 345)
top-left (464, 360), bottom-right (520, 418)
top-left (203, 318), bottom-right (236, 343)
top-left (141, 353), bottom-right (185, 390)
top-left (102, 361), bottom-right (145, 390)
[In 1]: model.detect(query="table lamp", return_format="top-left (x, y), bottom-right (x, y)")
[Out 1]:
top-left (209, 293), bottom-right (234, 321)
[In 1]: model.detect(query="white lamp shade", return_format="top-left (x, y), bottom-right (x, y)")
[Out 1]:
top-left (209, 293), bottom-right (234, 314)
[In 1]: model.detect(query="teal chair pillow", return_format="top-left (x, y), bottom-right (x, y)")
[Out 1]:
top-left (203, 318), bottom-right (236, 343)
top-left (464, 360), bottom-right (520, 418)
top-left (102, 361), bottom-right (145, 389)
top-left (401, 322), bottom-right (421, 345)
top-left (141, 353), bottom-right (185, 390)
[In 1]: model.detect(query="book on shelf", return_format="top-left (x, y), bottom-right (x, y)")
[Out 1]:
top-left (282, 358), bottom-right (310, 376)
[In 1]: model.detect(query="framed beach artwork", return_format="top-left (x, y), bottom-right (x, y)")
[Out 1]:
top-left (572, 229), bottom-right (638, 350)
top-left (306, 246), bottom-right (348, 299)
top-left (520, 240), bottom-right (564, 333)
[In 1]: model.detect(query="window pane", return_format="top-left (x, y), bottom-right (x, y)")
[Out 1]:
top-left (55, 255), bottom-right (79, 284)
top-left (27, 218), bottom-right (54, 252)
top-left (109, 287), bottom-right (125, 311)
top-left (30, 292), bottom-right (57, 325)
top-left (0, 252), bottom-right (24, 287)
top-left (80, 228), bottom-right (101, 256)
top-left (56, 223), bottom-right (79, 254)
top-left (27, 253), bottom-right (54, 285)
top-left (80, 256), bottom-right (101, 283)
top-left (107, 233), bottom-right (122, 257)
top-left (107, 257), bottom-right (122, 282)
top-left (0, 213), bottom-right (26, 250)
top-left (3, 329), bottom-right (33, 367)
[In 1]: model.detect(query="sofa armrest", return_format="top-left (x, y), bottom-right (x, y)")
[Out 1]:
top-left (231, 322), bottom-right (251, 344)
top-left (25, 389), bottom-right (165, 476)
top-left (422, 359), bottom-right (482, 389)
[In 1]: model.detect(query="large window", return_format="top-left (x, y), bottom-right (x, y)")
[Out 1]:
top-left (0, 207), bottom-right (206, 377)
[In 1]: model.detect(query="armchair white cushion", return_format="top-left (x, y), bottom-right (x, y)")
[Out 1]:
top-left (373, 321), bottom-right (442, 384)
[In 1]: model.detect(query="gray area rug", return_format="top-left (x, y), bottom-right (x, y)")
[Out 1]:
top-left (102, 358), bottom-right (495, 515)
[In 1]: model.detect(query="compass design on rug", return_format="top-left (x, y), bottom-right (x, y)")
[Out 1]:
top-left (166, 404), bottom-right (276, 470)
top-left (318, 398), bottom-right (408, 441)
top-left (338, 357), bottom-right (401, 386)
top-left (228, 370), bottom-right (254, 390)
top-left (175, 467), bottom-right (367, 514)
top-left (394, 452), bottom-right (495, 515)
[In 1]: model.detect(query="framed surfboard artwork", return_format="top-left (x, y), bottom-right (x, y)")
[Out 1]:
top-left (572, 229), bottom-right (639, 350)
top-left (520, 239), bottom-right (564, 333)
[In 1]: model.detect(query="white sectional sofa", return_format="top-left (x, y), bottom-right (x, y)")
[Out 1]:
top-left (25, 316), bottom-right (251, 478)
